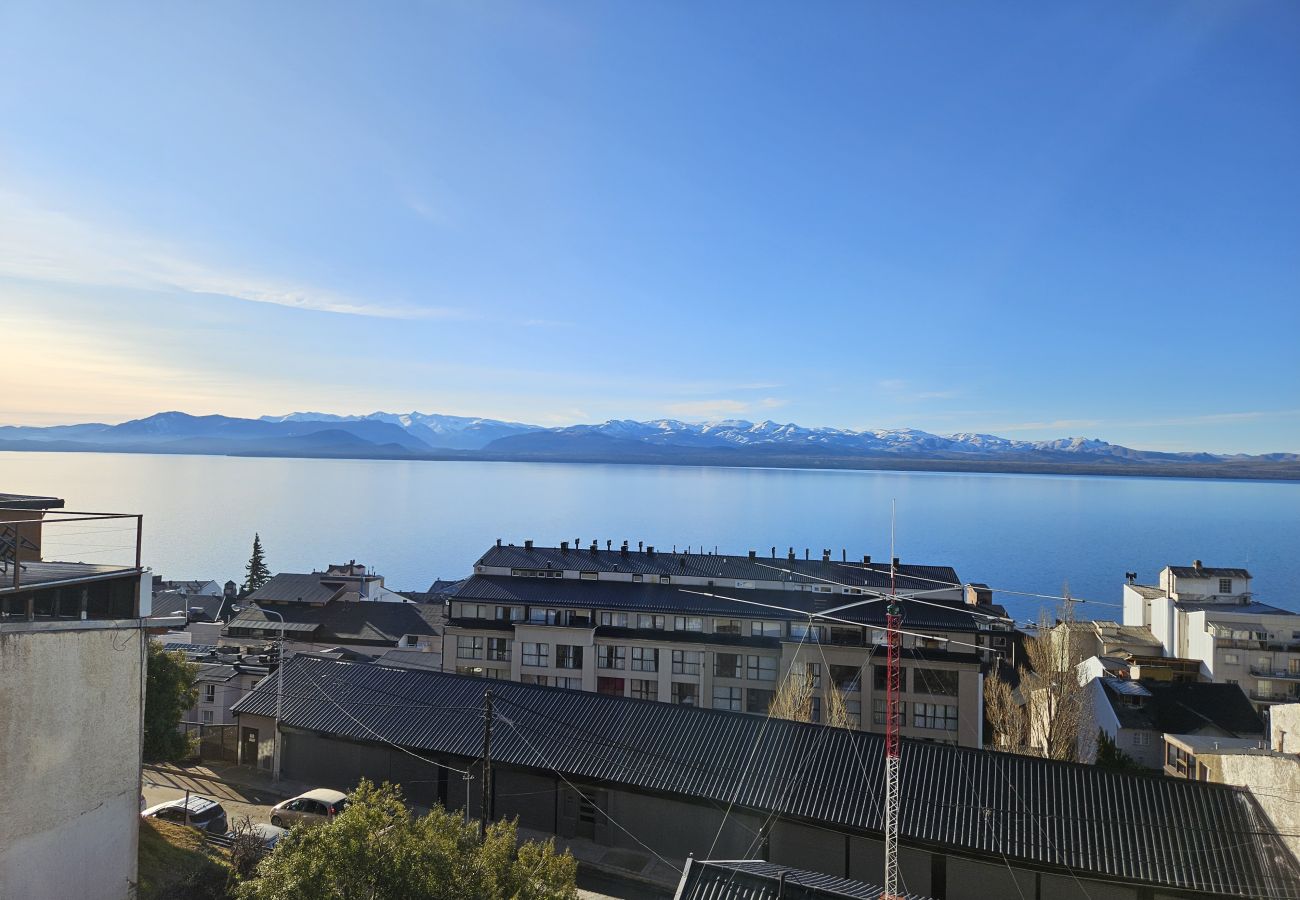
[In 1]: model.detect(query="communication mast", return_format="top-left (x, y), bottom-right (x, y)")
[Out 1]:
top-left (882, 503), bottom-right (903, 900)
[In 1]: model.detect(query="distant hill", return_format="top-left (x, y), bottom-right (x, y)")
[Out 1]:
top-left (2, 410), bottom-right (1296, 480)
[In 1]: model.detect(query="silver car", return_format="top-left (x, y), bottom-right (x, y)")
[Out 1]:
top-left (269, 789), bottom-right (348, 828)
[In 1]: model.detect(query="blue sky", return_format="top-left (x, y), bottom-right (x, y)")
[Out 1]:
top-left (1, 2), bottom-right (1296, 453)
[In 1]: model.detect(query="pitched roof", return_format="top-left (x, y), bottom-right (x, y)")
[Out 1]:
top-left (477, 543), bottom-right (960, 592)
top-left (246, 572), bottom-right (340, 605)
top-left (1168, 566), bottom-right (1252, 579)
top-left (1173, 600), bottom-right (1295, 616)
top-left (151, 591), bottom-right (233, 622)
top-left (1100, 680), bottom-right (1265, 736)
top-left (673, 859), bottom-right (933, 900)
top-left (451, 575), bottom-right (1000, 633)
top-left (232, 656), bottom-right (1300, 898)
top-left (226, 601), bottom-right (440, 645)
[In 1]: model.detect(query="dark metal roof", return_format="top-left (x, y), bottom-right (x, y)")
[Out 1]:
top-left (0, 492), bottom-right (65, 509)
top-left (1101, 680), bottom-right (1265, 736)
top-left (1173, 600), bottom-right (1294, 616)
top-left (247, 573), bottom-right (339, 605)
top-left (478, 543), bottom-right (959, 591)
top-left (451, 576), bottom-right (998, 633)
top-left (233, 657), bottom-right (1300, 898)
top-left (226, 601), bottom-right (440, 645)
top-left (151, 591), bottom-right (234, 622)
top-left (673, 859), bottom-right (934, 900)
top-left (1169, 566), bottom-right (1252, 579)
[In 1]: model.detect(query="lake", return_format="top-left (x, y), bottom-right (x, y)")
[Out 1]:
top-left (6, 451), bottom-right (1297, 624)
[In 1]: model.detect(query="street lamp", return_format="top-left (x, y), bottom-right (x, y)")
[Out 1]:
top-left (259, 607), bottom-right (286, 782)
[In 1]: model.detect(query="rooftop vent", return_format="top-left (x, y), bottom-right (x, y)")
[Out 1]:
top-left (495, 538), bottom-right (502, 547)
top-left (590, 541), bottom-right (598, 554)
top-left (893, 556), bottom-right (901, 568)
top-left (638, 541), bottom-right (644, 552)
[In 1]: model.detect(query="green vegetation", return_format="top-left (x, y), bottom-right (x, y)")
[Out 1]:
top-left (1095, 730), bottom-right (1148, 773)
top-left (144, 642), bottom-right (199, 762)
top-left (137, 818), bottom-right (229, 900)
top-left (242, 533), bottom-right (271, 596)
top-left (237, 780), bottom-right (579, 900)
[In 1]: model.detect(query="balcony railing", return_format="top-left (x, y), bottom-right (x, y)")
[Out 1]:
top-left (1249, 689), bottom-right (1300, 703)
top-left (1249, 667), bottom-right (1300, 681)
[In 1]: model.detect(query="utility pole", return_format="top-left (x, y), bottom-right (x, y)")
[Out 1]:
top-left (882, 501), bottom-right (902, 900)
top-left (479, 688), bottom-right (493, 840)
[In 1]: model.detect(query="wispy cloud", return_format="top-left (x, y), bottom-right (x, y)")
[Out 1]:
top-left (0, 190), bottom-right (465, 320)
top-left (663, 399), bottom-right (752, 418)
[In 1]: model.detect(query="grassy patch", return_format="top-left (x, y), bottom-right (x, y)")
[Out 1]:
top-left (138, 818), bottom-right (231, 899)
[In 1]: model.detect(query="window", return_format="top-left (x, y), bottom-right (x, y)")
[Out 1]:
top-left (805, 662), bottom-right (822, 689)
top-left (522, 642), bottom-right (549, 667)
top-left (556, 676), bottom-right (583, 690)
top-left (712, 685), bottom-right (743, 711)
top-left (874, 665), bottom-right (908, 693)
top-left (673, 615), bottom-right (703, 632)
top-left (789, 622), bottom-right (826, 642)
top-left (597, 645), bottom-right (626, 670)
top-left (456, 636), bottom-right (485, 660)
top-left (487, 637), bottom-right (512, 662)
top-left (1223, 652), bottom-right (1240, 665)
top-left (529, 608), bottom-right (581, 626)
top-left (913, 668), bottom-right (960, 697)
top-left (521, 674), bottom-right (552, 687)
top-left (580, 571), bottom-right (598, 580)
top-left (746, 688), bottom-right (775, 714)
top-left (494, 605), bottom-right (523, 622)
top-left (715, 619), bottom-right (742, 635)
top-left (631, 647), bottom-right (659, 672)
top-left (844, 698), bottom-right (862, 727)
top-left (1219, 578), bottom-right (1233, 594)
top-left (830, 664), bottom-right (861, 691)
top-left (715, 653), bottom-right (743, 679)
top-left (913, 702), bottom-right (958, 731)
top-left (201, 710), bottom-right (214, 724)
top-left (672, 682), bottom-right (698, 705)
top-left (511, 568), bottom-right (562, 578)
top-left (632, 574), bottom-right (643, 583)
top-left (637, 614), bottom-right (665, 630)
top-left (1259, 656), bottom-right (1271, 669)
top-left (630, 679), bottom-right (658, 700)
top-left (599, 611), bottom-right (628, 627)
top-left (747, 655), bottom-right (778, 682)
top-left (1133, 731), bottom-right (1152, 746)
top-left (597, 676), bottom-right (624, 696)
top-left (810, 697), bottom-right (822, 722)
top-left (659, 575), bottom-right (672, 585)
top-left (203, 684), bottom-right (216, 703)
top-left (556, 644), bottom-right (584, 670)
top-left (873, 698), bottom-right (907, 726)
top-left (456, 665), bottom-right (487, 677)
top-left (672, 650), bottom-right (701, 675)
top-left (458, 603), bottom-right (489, 619)
top-left (735, 580), bottom-right (755, 589)
top-left (751, 621), bottom-right (782, 638)
top-left (830, 626), bottom-right (862, 645)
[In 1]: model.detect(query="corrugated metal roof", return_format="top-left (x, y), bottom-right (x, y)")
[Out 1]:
top-left (1108, 680), bottom-right (1153, 697)
top-left (673, 859), bottom-right (934, 900)
top-left (233, 657), bottom-right (1300, 898)
top-left (478, 544), bottom-right (960, 591)
top-left (226, 601), bottom-right (440, 644)
top-left (451, 576), bottom-right (997, 633)
top-left (246, 573), bottom-right (338, 604)
top-left (1169, 566), bottom-right (1252, 579)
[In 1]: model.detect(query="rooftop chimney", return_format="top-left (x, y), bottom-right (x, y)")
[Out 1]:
top-left (496, 538), bottom-right (502, 547)
top-left (524, 539), bottom-right (533, 551)
top-left (863, 555), bottom-right (871, 565)
top-left (805, 548), bottom-right (810, 561)
top-left (788, 547), bottom-right (795, 560)
top-left (607, 540), bottom-right (613, 551)
top-left (893, 556), bottom-right (900, 568)
top-left (621, 541), bottom-right (629, 556)
top-left (560, 541), bottom-right (569, 553)
top-left (590, 540), bottom-right (598, 554)
top-left (842, 548), bottom-right (846, 562)
top-left (638, 541), bottom-right (644, 552)
top-left (647, 545), bottom-right (655, 557)
top-left (749, 550), bottom-right (756, 559)
top-left (822, 549), bottom-right (831, 562)
top-left (1194, 559), bottom-right (1203, 571)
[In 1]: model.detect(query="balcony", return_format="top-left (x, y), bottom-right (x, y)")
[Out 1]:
top-left (1249, 667), bottom-right (1300, 681)
top-left (1248, 689), bottom-right (1300, 704)
top-left (0, 507), bottom-right (143, 621)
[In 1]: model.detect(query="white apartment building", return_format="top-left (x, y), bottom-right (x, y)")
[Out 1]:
top-left (1123, 561), bottom-right (1300, 711)
top-left (441, 540), bottom-right (1012, 748)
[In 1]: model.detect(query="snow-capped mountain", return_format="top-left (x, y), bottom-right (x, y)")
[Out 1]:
top-left (259, 411), bottom-right (541, 449)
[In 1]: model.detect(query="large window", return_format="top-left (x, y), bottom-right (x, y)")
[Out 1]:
top-left (750, 621), bottom-right (782, 638)
top-left (456, 636), bottom-right (484, 660)
top-left (556, 644), bottom-right (584, 670)
top-left (458, 603), bottom-right (489, 619)
top-left (456, 665), bottom-right (486, 677)
top-left (522, 642), bottom-right (549, 667)
top-left (712, 686), bottom-right (743, 711)
top-left (630, 679), bottom-right (658, 701)
top-left (804, 662), bottom-right (822, 689)
top-left (872, 698), bottom-right (907, 726)
top-left (715, 653), bottom-right (743, 679)
top-left (913, 668), bottom-right (959, 697)
top-left (673, 615), bottom-right (704, 632)
top-left (874, 665), bottom-right (908, 693)
top-left (789, 623), bottom-right (827, 643)
top-left (672, 650), bottom-right (701, 675)
top-left (599, 611), bottom-right (629, 627)
top-left (521, 674), bottom-right (552, 687)
top-left (529, 608), bottom-right (580, 626)
top-left (715, 619), bottom-right (742, 635)
top-left (631, 647), bottom-right (659, 672)
top-left (844, 698), bottom-right (862, 728)
top-left (671, 682), bottom-right (698, 706)
top-left (597, 676), bottom-right (624, 696)
top-left (637, 614), bottom-right (666, 630)
top-left (494, 606), bottom-right (524, 622)
top-left (747, 655), bottom-right (777, 682)
top-left (830, 664), bottom-right (861, 691)
top-left (1219, 578), bottom-right (1233, 594)
top-left (487, 637), bottom-right (512, 662)
top-left (556, 676), bottom-right (583, 690)
top-left (913, 702), bottom-right (958, 731)
top-left (746, 688), bottom-right (775, 714)
top-left (597, 645), bottom-right (626, 670)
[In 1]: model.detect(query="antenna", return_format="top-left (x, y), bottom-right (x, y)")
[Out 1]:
top-left (882, 498), bottom-right (902, 900)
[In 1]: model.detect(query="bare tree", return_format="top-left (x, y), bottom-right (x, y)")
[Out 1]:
top-left (768, 663), bottom-right (854, 729)
top-left (983, 663), bottom-right (1028, 751)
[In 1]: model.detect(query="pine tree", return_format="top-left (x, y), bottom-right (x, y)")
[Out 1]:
top-left (242, 532), bottom-right (271, 596)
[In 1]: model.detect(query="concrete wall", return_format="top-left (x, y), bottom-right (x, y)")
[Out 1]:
top-left (1271, 703), bottom-right (1300, 752)
top-left (0, 623), bottom-right (143, 900)
top-left (1206, 752), bottom-right (1300, 868)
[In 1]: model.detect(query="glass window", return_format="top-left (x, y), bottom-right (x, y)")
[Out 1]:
top-left (715, 619), bottom-right (742, 635)
top-left (597, 645), bottom-right (626, 670)
top-left (494, 606), bottom-right (523, 622)
top-left (751, 621), bottom-right (782, 638)
top-left (456, 665), bottom-right (487, 677)
top-left (913, 668), bottom-right (960, 697)
top-left (874, 665), bottom-right (908, 693)
top-left (672, 650), bottom-right (701, 675)
top-left (203, 684), bottom-right (216, 703)
top-left (790, 623), bottom-right (827, 642)
top-left (1219, 578), bottom-right (1233, 594)
top-left (747, 655), bottom-right (778, 681)
top-left (714, 653), bottom-right (743, 679)
top-left (556, 644), bottom-right (584, 670)
top-left (632, 574), bottom-right (643, 583)
top-left (487, 637), bottom-right (512, 661)
top-left (630, 679), bottom-right (658, 700)
top-left (637, 614), bottom-right (665, 630)
top-left (521, 674), bottom-right (551, 687)
top-left (522, 642), bottom-right (549, 667)
top-left (830, 664), bottom-right (861, 691)
top-left (580, 571), bottom-right (598, 580)
top-left (458, 603), bottom-right (489, 619)
top-left (671, 682), bottom-right (698, 705)
top-left (874, 699), bottom-right (905, 726)
top-left (746, 688), bottom-right (775, 714)
top-left (599, 611), bottom-right (629, 627)
top-left (805, 662), bottom-right (821, 689)
top-left (673, 616), bottom-right (703, 632)
top-left (631, 647), bottom-right (659, 672)
top-left (597, 676), bottom-right (624, 696)
top-left (913, 702), bottom-right (958, 730)
top-left (1223, 652), bottom-right (1239, 665)
top-left (712, 685), bottom-right (743, 711)
top-left (659, 575), bottom-right (672, 585)
top-left (456, 636), bottom-right (484, 660)
top-left (844, 698), bottom-right (862, 728)
top-left (556, 676), bottom-right (583, 690)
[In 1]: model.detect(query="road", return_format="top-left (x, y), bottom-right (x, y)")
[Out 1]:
top-left (141, 767), bottom-right (671, 900)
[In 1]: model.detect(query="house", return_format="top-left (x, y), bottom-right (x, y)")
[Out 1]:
top-left (1088, 678), bottom-right (1264, 769)
top-left (1123, 562), bottom-right (1300, 712)
top-left (0, 492), bottom-right (149, 900)
top-left (442, 541), bottom-right (1011, 748)
top-left (673, 859), bottom-right (934, 900)
top-left (244, 561), bottom-right (409, 604)
top-left (223, 595), bottom-right (441, 658)
top-left (152, 576), bottom-right (223, 597)
top-left (232, 655), bottom-right (1300, 899)
top-left (185, 655), bottom-right (271, 727)
top-left (150, 581), bottom-right (238, 624)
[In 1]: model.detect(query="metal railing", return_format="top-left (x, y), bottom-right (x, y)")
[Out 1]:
top-left (0, 508), bottom-right (143, 594)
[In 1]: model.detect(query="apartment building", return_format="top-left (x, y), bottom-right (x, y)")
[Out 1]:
top-left (441, 540), bottom-right (1012, 748)
top-left (1123, 562), bottom-right (1300, 712)
top-left (0, 492), bottom-right (150, 900)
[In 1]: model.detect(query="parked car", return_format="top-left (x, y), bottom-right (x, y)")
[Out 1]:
top-left (234, 822), bottom-right (288, 852)
top-left (142, 795), bottom-right (229, 835)
top-left (269, 789), bottom-right (349, 828)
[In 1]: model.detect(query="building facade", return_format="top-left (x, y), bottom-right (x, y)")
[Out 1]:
top-left (441, 541), bottom-right (1011, 748)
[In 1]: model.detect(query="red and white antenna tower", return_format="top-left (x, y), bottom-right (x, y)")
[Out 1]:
top-left (881, 500), bottom-right (903, 900)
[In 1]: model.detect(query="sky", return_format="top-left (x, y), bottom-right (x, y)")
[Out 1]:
top-left (1, 2), bottom-right (1297, 454)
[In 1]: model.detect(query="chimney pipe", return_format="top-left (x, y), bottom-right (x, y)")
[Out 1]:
top-left (749, 550), bottom-right (756, 559)
top-left (621, 541), bottom-right (629, 557)
top-left (524, 539), bottom-right (533, 551)
top-left (607, 539), bottom-right (612, 551)
top-left (863, 554), bottom-right (871, 565)
top-left (822, 549), bottom-right (831, 562)
top-left (893, 556), bottom-right (900, 568)
top-left (638, 541), bottom-right (644, 552)
top-left (771, 546), bottom-right (776, 559)
top-left (805, 548), bottom-right (809, 561)
top-left (560, 541), bottom-right (569, 553)
top-left (1194, 559), bottom-right (1203, 571)
top-left (647, 545), bottom-right (655, 557)
top-left (788, 547), bottom-right (795, 560)
top-left (842, 548), bottom-right (846, 562)
top-left (496, 538), bottom-right (502, 547)
top-left (590, 540), bottom-right (598, 554)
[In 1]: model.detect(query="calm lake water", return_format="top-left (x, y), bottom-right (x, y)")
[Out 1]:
top-left (6, 451), bottom-right (1298, 624)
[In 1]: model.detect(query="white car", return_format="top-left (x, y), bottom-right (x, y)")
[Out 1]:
top-left (269, 789), bottom-right (349, 828)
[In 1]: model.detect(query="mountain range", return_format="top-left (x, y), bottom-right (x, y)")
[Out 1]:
top-left (2, 411), bottom-right (1296, 480)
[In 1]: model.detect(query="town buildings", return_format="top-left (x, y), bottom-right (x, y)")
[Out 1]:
top-left (441, 540), bottom-right (1013, 748)
top-left (1124, 562), bottom-right (1300, 712)
top-left (0, 492), bottom-right (148, 900)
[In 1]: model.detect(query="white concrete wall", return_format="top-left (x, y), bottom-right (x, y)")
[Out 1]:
top-left (1273, 704), bottom-right (1300, 752)
top-left (1206, 752), bottom-right (1300, 868)
top-left (0, 624), bottom-right (144, 900)
top-left (1121, 584), bottom-right (1150, 629)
